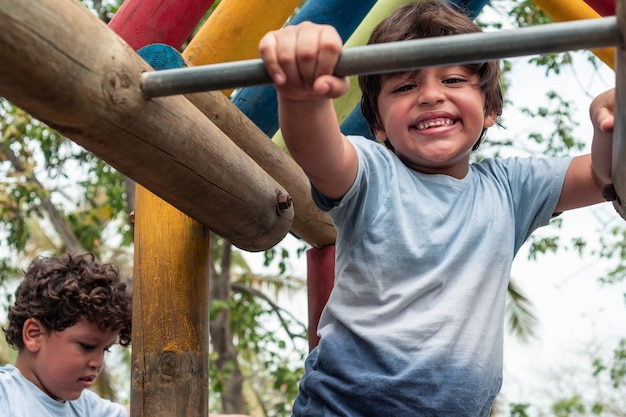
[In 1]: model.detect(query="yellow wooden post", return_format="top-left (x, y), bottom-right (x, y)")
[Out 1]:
top-left (131, 185), bottom-right (211, 417)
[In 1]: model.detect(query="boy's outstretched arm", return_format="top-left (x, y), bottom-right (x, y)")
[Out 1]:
top-left (259, 22), bottom-right (357, 200)
top-left (555, 88), bottom-right (614, 212)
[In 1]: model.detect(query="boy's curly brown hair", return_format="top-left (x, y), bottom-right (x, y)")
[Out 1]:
top-left (3, 252), bottom-right (132, 350)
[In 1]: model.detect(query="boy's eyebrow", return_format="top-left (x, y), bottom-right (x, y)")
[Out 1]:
top-left (382, 69), bottom-right (421, 82)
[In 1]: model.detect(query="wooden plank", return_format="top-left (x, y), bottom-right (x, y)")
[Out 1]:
top-left (0, 0), bottom-right (293, 252)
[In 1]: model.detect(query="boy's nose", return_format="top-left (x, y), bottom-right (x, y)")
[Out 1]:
top-left (88, 352), bottom-right (104, 371)
top-left (417, 80), bottom-right (444, 106)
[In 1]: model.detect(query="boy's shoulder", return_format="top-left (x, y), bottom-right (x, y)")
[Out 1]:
top-left (0, 364), bottom-right (126, 417)
top-left (72, 389), bottom-right (127, 416)
top-left (0, 364), bottom-right (21, 385)
top-left (0, 365), bottom-right (33, 416)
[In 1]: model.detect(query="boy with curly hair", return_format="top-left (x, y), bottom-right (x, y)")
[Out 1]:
top-left (1, 252), bottom-right (132, 416)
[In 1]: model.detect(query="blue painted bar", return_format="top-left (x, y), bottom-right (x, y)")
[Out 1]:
top-left (340, 0), bottom-right (490, 139)
top-left (231, 0), bottom-right (377, 137)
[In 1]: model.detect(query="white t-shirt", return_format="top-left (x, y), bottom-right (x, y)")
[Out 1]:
top-left (0, 364), bottom-right (127, 417)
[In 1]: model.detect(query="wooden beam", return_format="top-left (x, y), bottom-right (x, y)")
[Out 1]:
top-left (183, 87), bottom-right (336, 248)
top-left (0, 0), bottom-right (293, 252)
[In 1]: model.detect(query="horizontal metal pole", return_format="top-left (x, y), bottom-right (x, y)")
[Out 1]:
top-left (141, 16), bottom-right (620, 98)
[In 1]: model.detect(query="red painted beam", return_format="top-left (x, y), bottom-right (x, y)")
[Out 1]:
top-left (109, 0), bottom-right (215, 50)
top-left (583, 0), bottom-right (615, 15)
top-left (307, 246), bottom-right (336, 352)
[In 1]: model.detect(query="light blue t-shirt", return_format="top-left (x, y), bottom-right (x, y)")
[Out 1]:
top-left (0, 364), bottom-right (127, 417)
top-left (293, 136), bottom-right (571, 416)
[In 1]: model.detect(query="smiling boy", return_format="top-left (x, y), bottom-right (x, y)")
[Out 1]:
top-left (259, 1), bottom-right (615, 415)
top-left (1, 252), bottom-right (132, 416)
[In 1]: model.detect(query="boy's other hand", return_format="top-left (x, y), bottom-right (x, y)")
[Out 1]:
top-left (590, 88), bottom-right (615, 135)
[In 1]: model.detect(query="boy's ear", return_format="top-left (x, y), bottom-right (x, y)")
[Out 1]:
top-left (22, 318), bottom-right (45, 352)
top-left (374, 128), bottom-right (387, 142)
top-left (484, 111), bottom-right (497, 128)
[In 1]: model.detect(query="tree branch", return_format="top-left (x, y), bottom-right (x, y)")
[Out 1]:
top-left (3, 145), bottom-right (85, 253)
top-left (230, 281), bottom-right (308, 343)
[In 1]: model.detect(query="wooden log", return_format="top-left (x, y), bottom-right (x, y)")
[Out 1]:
top-left (0, 0), bottom-right (293, 252)
top-left (186, 85), bottom-right (336, 247)
top-left (108, 0), bottom-right (215, 51)
top-left (139, 44), bottom-right (336, 247)
top-left (132, 186), bottom-right (210, 417)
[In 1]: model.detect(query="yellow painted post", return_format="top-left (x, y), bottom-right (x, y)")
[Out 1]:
top-left (532, 0), bottom-right (615, 68)
top-left (132, 186), bottom-right (210, 417)
top-left (184, 0), bottom-right (301, 96)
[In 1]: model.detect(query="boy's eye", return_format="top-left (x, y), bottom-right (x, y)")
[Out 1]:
top-left (443, 77), bottom-right (466, 85)
top-left (80, 343), bottom-right (95, 351)
top-left (392, 84), bottom-right (415, 93)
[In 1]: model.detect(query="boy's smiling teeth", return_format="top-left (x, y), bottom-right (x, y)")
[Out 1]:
top-left (416, 118), bottom-right (454, 130)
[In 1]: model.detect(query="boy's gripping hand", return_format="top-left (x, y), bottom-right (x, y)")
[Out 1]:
top-left (590, 88), bottom-right (615, 186)
top-left (259, 22), bottom-right (349, 102)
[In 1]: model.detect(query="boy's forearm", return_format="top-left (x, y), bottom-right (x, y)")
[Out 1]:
top-left (278, 96), bottom-right (357, 199)
top-left (589, 88), bottom-right (615, 186)
top-left (279, 97), bottom-right (339, 161)
top-left (591, 128), bottom-right (613, 187)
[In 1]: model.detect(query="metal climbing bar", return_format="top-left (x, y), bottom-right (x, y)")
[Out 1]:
top-left (140, 16), bottom-right (620, 98)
